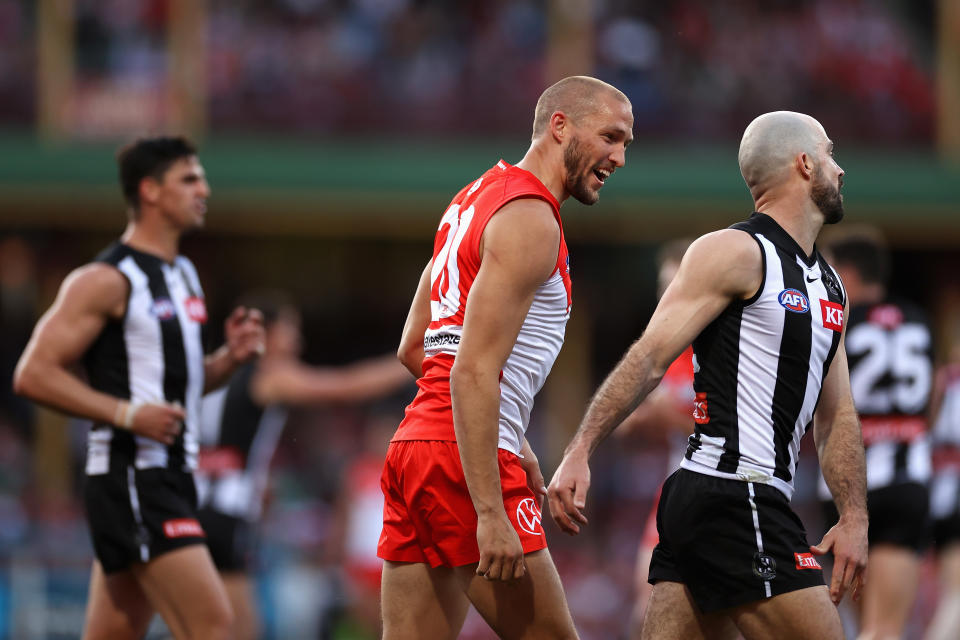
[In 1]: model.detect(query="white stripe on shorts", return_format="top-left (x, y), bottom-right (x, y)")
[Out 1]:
top-left (747, 482), bottom-right (772, 598)
top-left (127, 466), bottom-right (150, 563)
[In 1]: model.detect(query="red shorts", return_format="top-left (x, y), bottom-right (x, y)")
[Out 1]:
top-left (378, 440), bottom-right (548, 567)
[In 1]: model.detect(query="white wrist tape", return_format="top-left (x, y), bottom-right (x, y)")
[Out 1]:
top-left (114, 400), bottom-right (143, 430)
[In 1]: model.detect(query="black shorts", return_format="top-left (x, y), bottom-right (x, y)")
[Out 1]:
top-left (84, 467), bottom-right (206, 574)
top-left (930, 473), bottom-right (960, 550)
top-left (649, 469), bottom-right (824, 613)
top-left (197, 507), bottom-right (254, 573)
top-left (820, 482), bottom-right (929, 552)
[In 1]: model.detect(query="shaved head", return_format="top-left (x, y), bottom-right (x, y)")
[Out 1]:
top-left (738, 111), bottom-right (827, 194)
top-left (532, 76), bottom-right (630, 141)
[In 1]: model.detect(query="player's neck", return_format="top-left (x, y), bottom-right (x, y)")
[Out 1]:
top-left (121, 218), bottom-right (181, 263)
top-left (515, 143), bottom-right (568, 205)
top-left (755, 191), bottom-right (822, 257)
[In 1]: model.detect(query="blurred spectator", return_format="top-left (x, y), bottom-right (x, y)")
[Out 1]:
top-left (0, 235), bottom-right (39, 437)
top-left (1, 0), bottom-right (934, 143)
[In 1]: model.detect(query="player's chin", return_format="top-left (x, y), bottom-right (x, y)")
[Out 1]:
top-left (571, 187), bottom-right (601, 206)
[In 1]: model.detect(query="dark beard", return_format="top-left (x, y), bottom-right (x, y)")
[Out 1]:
top-left (563, 137), bottom-right (599, 205)
top-left (811, 167), bottom-right (844, 224)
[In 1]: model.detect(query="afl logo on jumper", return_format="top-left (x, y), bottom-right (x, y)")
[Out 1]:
top-left (778, 289), bottom-right (810, 314)
top-left (515, 498), bottom-right (543, 535)
top-left (151, 297), bottom-right (177, 320)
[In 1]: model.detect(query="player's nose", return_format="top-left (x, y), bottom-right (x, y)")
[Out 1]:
top-left (610, 145), bottom-right (626, 168)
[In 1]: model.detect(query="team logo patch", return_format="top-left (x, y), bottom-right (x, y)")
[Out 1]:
top-left (184, 296), bottom-right (207, 323)
top-left (151, 297), bottom-right (177, 320)
top-left (778, 289), bottom-right (810, 314)
top-left (753, 552), bottom-right (777, 580)
top-left (693, 392), bottom-right (710, 424)
top-left (515, 498), bottom-right (542, 535)
top-left (820, 300), bottom-right (844, 332)
top-left (795, 552), bottom-right (822, 570)
top-left (163, 518), bottom-right (205, 539)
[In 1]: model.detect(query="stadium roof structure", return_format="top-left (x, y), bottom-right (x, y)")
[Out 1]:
top-left (0, 134), bottom-right (958, 246)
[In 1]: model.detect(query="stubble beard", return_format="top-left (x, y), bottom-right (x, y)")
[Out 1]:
top-left (811, 166), bottom-right (844, 225)
top-left (563, 137), bottom-right (599, 205)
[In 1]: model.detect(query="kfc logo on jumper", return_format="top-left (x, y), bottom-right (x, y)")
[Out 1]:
top-left (516, 498), bottom-right (542, 535)
top-left (821, 301), bottom-right (844, 332)
top-left (795, 552), bottom-right (822, 570)
top-left (778, 289), bottom-right (810, 314)
top-left (184, 296), bottom-right (207, 323)
top-left (163, 518), bottom-right (205, 539)
top-left (693, 392), bottom-right (710, 424)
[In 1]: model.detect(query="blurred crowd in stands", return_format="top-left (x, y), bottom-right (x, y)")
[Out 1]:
top-left (0, 0), bottom-right (936, 143)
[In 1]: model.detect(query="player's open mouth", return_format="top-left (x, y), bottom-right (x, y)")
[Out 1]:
top-left (594, 168), bottom-right (611, 184)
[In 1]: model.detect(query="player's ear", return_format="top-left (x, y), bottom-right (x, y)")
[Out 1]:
top-left (550, 111), bottom-right (568, 144)
top-left (795, 152), bottom-right (814, 181)
top-left (139, 177), bottom-right (161, 207)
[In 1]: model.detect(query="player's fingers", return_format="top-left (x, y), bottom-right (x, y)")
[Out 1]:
top-left (513, 556), bottom-right (526, 580)
top-left (499, 556), bottom-right (515, 582)
top-left (484, 557), bottom-right (503, 582)
top-left (245, 308), bottom-right (264, 326)
top-left (809, 534), bottom-right (831, 556)
top-left (830, 556), bottom-right (850, 603)
top-left (536, 485), bottom-right (547, 510)
top-left (841, 556), bottom-right (859, 595)
top-left (554, 494), bottom-right (582, 534)
top-left (166, 404), bottom-right (186, 420)
top-left (572, 482), bottom-right (589, 522)
top-left (546, 489), bottom-right (573, 533)
top-left (529, 467), bottom-right (545, 495)
top-left (476, 554), bottom-right (491, 578)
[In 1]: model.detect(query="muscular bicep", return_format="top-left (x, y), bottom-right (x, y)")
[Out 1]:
top-left (17, 265), bottom-right (128, 371)
top-left (639, 230), bottom-right (763, 374)
top-left (454, 200), bottom-right (560, 376)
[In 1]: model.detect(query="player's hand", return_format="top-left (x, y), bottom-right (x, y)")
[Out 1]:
top-left (475, 512), bottom-right (526, 581)
top-left (518, 439), bottom-right (547, 510)
top-left (810, 510), bottom-right (868, 604)
top-left (224, 306), bottom-right (265, 364)
top-left (128, 402), bottom-right (186, 445)
top-left (547, 449), bottom-right (590, 535)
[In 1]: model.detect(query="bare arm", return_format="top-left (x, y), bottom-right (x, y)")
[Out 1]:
top-left (811, 320), bottom-right (868, 604)
top-left (204, 306), bottom-right (265, 392)
top-left (548, 230), bottom-right (763, 534)
top-left (250, 353), bottom-right (411, 406)
top-left (451, 198), bottom-right (560, 582)
top-left (14, 264), bottom-right (184, 443)
top-left (616, 386), bottom-right (694, 442)
top-left (397, 260), bottom-right (433, 377)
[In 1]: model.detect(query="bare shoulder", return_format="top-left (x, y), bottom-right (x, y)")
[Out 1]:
top-left (687, 228), bottom-right (760, 259)
top-left (681, 229), bottom-right (763, 300)
top-left (480, 197), bottom-right (560, 279)
top-left (57, 263), bottom-right (129, 319)
top-left (487, 197), bottom-right (560, 238)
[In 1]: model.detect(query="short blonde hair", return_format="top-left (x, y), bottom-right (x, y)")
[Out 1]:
top-left (531, 76), bottom-right (630, 140)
